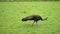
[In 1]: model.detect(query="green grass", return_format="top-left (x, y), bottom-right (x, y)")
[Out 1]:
top-left (0, 1), bottom-right (60, 34)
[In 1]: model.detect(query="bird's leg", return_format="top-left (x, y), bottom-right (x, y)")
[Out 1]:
top-left (32, 21), bottom-right (35, 26)
top-left (36, 21), bottom-right (38, 26)
top-left (36, 21), bottom-right (37, 24)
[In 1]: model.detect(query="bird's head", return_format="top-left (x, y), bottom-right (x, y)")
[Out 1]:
top-left (44, 17), bottom-right (48, 21)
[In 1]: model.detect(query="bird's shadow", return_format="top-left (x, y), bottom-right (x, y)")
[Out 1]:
top-left (16, 23), bottom-right (41, 29)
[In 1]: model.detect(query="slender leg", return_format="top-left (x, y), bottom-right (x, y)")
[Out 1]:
top-left (36, 21), bottom-right (37, 24)
top-left (36, 21), bottom-right (38, 26)
top-left (32, 21), bottom-right (35, 26)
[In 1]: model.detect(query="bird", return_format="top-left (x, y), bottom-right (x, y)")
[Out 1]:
top-left (22, 15), bottom-right (47, 26)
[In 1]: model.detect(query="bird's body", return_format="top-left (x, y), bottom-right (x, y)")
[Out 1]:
top-left (22, 15), bottom-right (42, 21)
top-left (22, 15), bottom-right (47, 26)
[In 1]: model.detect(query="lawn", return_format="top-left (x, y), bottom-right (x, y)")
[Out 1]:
top-left (0, 1), bottom-right (60, 34)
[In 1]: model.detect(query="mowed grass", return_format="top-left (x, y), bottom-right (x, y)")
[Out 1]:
top-left (0, 1), bottom-right (60, 34)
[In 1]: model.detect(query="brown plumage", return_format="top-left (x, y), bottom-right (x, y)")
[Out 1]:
top-left (22, 15), bottom-right (47, 26)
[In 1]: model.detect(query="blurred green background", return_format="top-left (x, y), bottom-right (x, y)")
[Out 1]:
top-left (0, 0), bottom-right (60, 2)
top-left (0, 1), bottom-right (60, 34)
